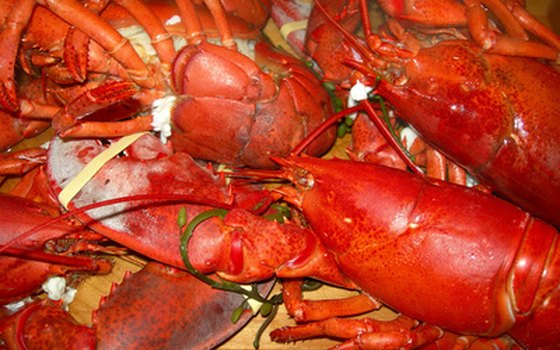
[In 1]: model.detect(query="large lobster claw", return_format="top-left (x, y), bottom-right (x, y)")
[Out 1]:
top-left (94, 261), bottom-right (274, 350)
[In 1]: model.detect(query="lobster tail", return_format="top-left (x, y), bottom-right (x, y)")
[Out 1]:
top-left (508, 229), bottom-right (560, 348)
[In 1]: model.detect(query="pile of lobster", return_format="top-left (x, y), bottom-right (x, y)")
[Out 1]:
top-left (1, 0), bottom-right (559, 349)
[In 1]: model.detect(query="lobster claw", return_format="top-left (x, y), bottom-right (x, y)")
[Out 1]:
top-left (0, 299), bottom-right (96, 349)
top-left (0, 0), bottom-right (37, 113)
top-left (94, 261), bottom-right (275, 350)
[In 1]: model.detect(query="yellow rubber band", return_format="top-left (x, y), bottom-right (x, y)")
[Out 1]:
top-left (58, 132), bottom-right (149, 209)
top-left (279, 19), bottom-right (308, 40)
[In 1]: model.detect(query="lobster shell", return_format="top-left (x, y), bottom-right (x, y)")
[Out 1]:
top-left (376, 40), bottom-right (560, 226)
top-left (274, 155), bottom-right (560, 347)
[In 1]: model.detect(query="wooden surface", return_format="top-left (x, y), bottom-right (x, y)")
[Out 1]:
top-left (2, 2), bottom-right (557, 350)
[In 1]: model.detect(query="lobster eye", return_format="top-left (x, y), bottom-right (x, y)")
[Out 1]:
top-left (297, 173), bottom-right (314, 189)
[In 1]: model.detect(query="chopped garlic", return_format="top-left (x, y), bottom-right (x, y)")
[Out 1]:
top-left (42, 276), bottom-right (67, 301)
top-left (347, 80), bottom-right (373, 120)
top-left (400, 126), bottom-right (420, 151)
top-left (41, 276), bottom-right (77, 310)
top-left (4, 298), bottom-right (31, 312)
top-left (151, 95), bottom-right (177, 144)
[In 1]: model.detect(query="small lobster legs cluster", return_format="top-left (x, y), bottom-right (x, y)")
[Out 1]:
top-left (376, 0), bottom-right (560, 60)
top-left (0, 0), bottom-right (335, 168)
top-left (301, 0), bottom-right (560, 227)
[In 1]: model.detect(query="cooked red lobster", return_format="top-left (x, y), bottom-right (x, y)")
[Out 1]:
top-left (302, 0), bottom-right (560, 227)
top-left (1, 1), bottom-right (559, 349)
top-left (0, 133), bottom-right (276, 348)
top-left (0, 0), bottom-right (335, 168)
top-left (2, 126), bottom-right (559, 348)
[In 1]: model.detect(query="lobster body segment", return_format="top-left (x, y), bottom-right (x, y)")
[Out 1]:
top-left (171, 41), bottom-right (335, 168)
top-left (376, 40), bottom-right (560, 226)
top-left (275, 156), bottom-right (560, 347)
top-left (301, 0), bottom-right (560, 227)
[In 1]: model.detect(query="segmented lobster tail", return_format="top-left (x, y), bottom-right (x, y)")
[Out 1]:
top-left (508, 229), bottom-right (560, 348)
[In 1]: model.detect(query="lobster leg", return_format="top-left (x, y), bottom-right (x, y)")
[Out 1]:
top-left (0, 148), bottom-right (47, 176)
top-left (406, 137), bottom-right (468, 186)
top-left (506, 0), bottom-right (560, 50)
top-left (271, 315), bottom-right (442, 349)
top-left (200, 0), bottom-right (237, 49)
top-left (0, 0), bottom-right (35, 112)
top-left (62, 0), bottom-right (110, 83)
top-left (52, 80), bottom-right (142, 135)
top-left (281, 279), bottom-right (382, 322)
top-left (113, 0), bottom-right (177, 68)
top-left (466, 0), bottom-right (559, 59)
top-left (60, 115), bottom-right (154, 138)
top-left (175, 0), bottom-right (248, 50)
top-left (37, 0), bottom-right (154, 88)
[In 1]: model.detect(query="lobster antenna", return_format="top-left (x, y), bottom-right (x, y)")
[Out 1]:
top-left (291, 105), bottom-right (362, 156)
top-left (312, 0), bottom-right (379, 74)
top-left (0, 193), bottom-right (233, 255)
top-left (359, 100), bottom-right (424, 176)
top-left (1, 245), bottom-right (110, 272)
top-left (308, 0), bottom-right (425, 176)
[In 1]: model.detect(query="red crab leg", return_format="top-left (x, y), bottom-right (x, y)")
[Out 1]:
top-left (465, 0), bottom-right (558, 59)
top-left (63, 0), bottom-right (111, 83)
top-left (282, 280), bottom-right (382, 322)
top-left (60, 115), bottom-right (153, 138)
top-left (115, 0), bottom-right (177, 68)
top-left (37, 0), bottom-right (154, 88)
top-left (0, 0), bottom-right (35, 112)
